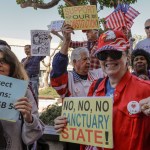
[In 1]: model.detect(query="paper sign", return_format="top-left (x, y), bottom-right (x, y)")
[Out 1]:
top-left (47, 20), bottom-right (64, 32)
top-left (31, 30), bottom-right (50, 56)
top-left (0, 75), bottom-right (28, 122)
top-left (63, 5), bottom-right (99, 30)
top-left (60, 97), bottom-right (113, 149)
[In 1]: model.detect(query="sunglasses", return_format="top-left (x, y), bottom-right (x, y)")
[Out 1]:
top-left (0, 58), bottom-right (8, 65)
top-left (145, 26), bottom-right (150, 30)
top-left (96, 50), bottom-right (123, 61)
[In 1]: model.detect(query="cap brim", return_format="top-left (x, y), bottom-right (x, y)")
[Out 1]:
top-left (94, 45), bottom-right (125, 56)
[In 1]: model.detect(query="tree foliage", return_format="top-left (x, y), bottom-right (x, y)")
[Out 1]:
top-left (16, 0), bottom-right (138, 11)
top-left (39, 104), bottom-right (62, 125)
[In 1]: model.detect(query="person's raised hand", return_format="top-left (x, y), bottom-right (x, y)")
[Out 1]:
top-left (61, 24), bottom-right (74, 41)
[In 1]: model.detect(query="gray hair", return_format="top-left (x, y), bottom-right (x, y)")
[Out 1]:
top-left (71, 47), bottom-right (89, 64)
top-left (145, 19), bottom-right (150, 25)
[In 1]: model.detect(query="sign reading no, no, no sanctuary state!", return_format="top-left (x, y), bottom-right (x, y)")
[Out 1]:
top-left (60, 97), bottom-right (113, 149)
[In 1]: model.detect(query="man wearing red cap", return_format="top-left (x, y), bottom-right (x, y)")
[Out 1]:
top-left (54, 29), bottom-right (150, 150)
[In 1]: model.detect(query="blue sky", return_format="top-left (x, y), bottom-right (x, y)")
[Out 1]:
top-left (0, 0), bottom-right (149, 43)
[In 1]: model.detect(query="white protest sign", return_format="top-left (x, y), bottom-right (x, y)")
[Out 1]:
top-left (0, 75), bottom-right (28, 122)
top-left (31, 30), bottom-right (50, 56)
top-left (47, 20), bottom-right (64, 32)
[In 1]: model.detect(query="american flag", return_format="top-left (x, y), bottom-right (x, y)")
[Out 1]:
top-left (105, 4), bottom-right (140, 31)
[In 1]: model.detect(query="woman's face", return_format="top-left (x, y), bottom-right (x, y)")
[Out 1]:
top-left (100, 51), bottom-right (128, 78)
top-left (0, 52), bottom-right (10, 76)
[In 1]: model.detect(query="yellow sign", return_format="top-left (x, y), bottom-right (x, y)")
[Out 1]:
top-left (63, 5), bottom-right (99, 30)
top-left (60, 97), bottom-right (113, 149)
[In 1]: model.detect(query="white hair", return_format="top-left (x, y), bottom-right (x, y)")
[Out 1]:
top-left (71, 47), bottom-right (89, 64)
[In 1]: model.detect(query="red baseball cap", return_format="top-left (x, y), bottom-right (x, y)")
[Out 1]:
top-left (95, 30), bottom-right (130, 55)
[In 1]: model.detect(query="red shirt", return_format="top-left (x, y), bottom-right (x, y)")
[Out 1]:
top-left (81, 71), bottom-right (150, 150)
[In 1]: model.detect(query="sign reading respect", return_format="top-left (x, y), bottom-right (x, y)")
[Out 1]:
top-left (0, 75), bottom-right (28, 122)
top-left (63, 5), bottom-right (99, 30)
top-left (60, 97), bottom-right (113, 149)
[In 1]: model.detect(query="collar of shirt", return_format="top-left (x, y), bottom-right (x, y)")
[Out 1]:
top-left (72, 70), bottom-right (88, 83)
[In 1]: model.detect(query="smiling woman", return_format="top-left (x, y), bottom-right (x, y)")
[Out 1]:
top-left (0, 45), bottom-right (44, 150)
top-left (81, 29), bottom-right (150, 150)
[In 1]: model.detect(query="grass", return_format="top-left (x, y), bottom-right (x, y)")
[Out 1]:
top-left (39, 86), bottom-right (60, 98)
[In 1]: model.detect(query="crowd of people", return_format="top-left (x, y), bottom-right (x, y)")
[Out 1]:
top-left (1, 16), bottom-right (150, 150)
top-left (52, 19), bottom-right (150, 150)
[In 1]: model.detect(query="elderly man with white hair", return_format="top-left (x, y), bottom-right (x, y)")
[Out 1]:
top-left (50, 24), bottom-right (104, 150)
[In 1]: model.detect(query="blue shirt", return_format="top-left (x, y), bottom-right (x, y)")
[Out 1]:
top-left (21, 56), bottom-right (45, 77)
top-left (106, 79), bottom-right (114, 98)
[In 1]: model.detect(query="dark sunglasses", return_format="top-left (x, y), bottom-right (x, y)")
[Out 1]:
top-left (145, 26), bottom-right (150, 30)
top-left (0, 58), bottom-right (8, 64)
top-left (96, 50), bottom-right (123, 61)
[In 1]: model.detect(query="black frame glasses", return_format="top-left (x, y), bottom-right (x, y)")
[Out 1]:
top-left (145, 26), bottom-right (150, 30)
top-left (96, 50), bottom-right (123, 61)
top-left (0, 58), bottom-right (8, 65)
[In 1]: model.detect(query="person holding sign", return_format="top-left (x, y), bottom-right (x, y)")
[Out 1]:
top-left (0, 46), bottom-right (44, 150)
top-left (51, 24), bottom-right (104, 150)
top-left (51, 27), bottom-right (101, 70)
top-left (80, 30), bottom-right (150, 150)
top-left (21, 44), bottom-right (46, 102)
top-left (51, 24), bottom-right (104, 98)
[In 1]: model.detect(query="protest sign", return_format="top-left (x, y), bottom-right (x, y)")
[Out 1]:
top-left (0, 75), bottom-right (28, 122)
top-left (31, 30), bottom-right (50, 56)
top-left (63, 5), bottom-right (99, 30)
top-left (60, 97), bottom-right (113, 148)
top-left (47, 20), bottom-right (64, 32)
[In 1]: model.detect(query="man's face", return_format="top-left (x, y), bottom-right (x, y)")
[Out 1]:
top-left (145, 21), bottom-right (150, 38)
top-left (24, 45), bottom-right (31, 56)
top-left (86, 30), bottom-right (98, 42)
top-left (100, 51), bottom-right (128, 78)
top-left (133, 55), bottom-right (148, 74)
top-left (74, 51), bottom-right (90, 75)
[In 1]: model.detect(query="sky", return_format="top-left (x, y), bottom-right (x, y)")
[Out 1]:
top-left (0, 0), bottom-right (149, 44)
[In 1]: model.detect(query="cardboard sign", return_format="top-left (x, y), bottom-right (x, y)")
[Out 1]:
top-left (63, 5), bottom-right (99, 30)
top-left (47, 20), bottom-right (64, 32)
top-left (60, 97), bottom-right (113, 149)
top-left (31, 30), bottom-right (50, 56)
top-left (0, 75), bottom-right (28, 122)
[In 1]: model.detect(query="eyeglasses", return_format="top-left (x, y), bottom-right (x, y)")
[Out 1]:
top-left (96, 50), bottom-right (123, 61)
top-left (0, 58), bottom-right (8, 65)
top-left (145, 26), bottom-right (150, 30)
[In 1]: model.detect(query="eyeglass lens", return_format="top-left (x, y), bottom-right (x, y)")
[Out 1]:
top-left (145, 26), bottom-right (150, 30)
top-left (97, 51), bottom-right (123, 61)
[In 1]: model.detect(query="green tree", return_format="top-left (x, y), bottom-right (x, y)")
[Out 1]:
top-left (16, 0), bottom-right (138, 12)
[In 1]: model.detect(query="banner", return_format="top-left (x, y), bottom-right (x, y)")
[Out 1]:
top-left (0, 75), bottom-right (28, 122)
top-left (63, 5), bottom-right (99, 30)
top-left (47, 20), bottom-right (64, 32)
top-left (60, 97), bottom-right (113, 148)
top-left (31, 30), bottom-right (50, 56)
